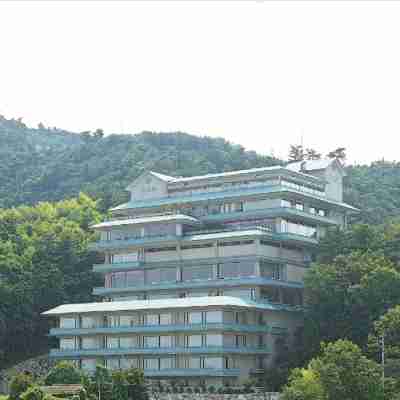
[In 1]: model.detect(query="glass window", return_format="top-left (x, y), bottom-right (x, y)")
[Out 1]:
top-left (126, 270), bottom-right (144, 286)
top-left (161, 268), bottom-right (177, 283)
top-left (60, 317), bottom-right (76, 329)
top-left (106, 358), bottom-right (120, 370)
top-left (112, 272), bottom-right (126, 288)
top-left (144, 358), bottom-right (159, 370)
top-left (295, 203), bottom-right (304, 211)
top-left (188, 335), bottom-right (202, 347)
top-left (145, 314), bottom-right (159, 325)
top-left (120, 358), bottom-right (139, 369)
top-left (159, 313), bottom-right (172, 325)
top-left (309, 207), bottom-right (316, 214)
top-left (81, 337), bottom-right (98, 350)
top-left (206, 311), bottom-right (223, 323)
top-left (281, 199), bottom-right (291, 208)
top-left (113, 253), bottom-right (138, 263)
top-left (188, 357), bottom-right (201, 369)
top-left (107, 337), bottom-right (119, 349)
top-left (182, 265), bottom-right (213, 282)
top-left (60, 338), bottom-right (75, 350)
top-left (144, 336), bottom-right (159, 348)
top-left (160, 336), bottom-right (172, 348)
top-left (120, 315), bottom-right (139, 327)
top-left (206, 334), bottom-right (223, 346)
top-left (203, 357), bottom-right (223, 369)
top-left (188, 312), bottom-right (202, 324)
top-left (81, 359), bottom-right (97, 372)
top-left (146, 269), bottom-right (161, 284)
top-left (220, 261), bottom-right (255, 279)
top-left (119, 337), bottom-right (137, 349)
top-left (106, 315), bottom-right (119, 327)
top-left (160, 357), bottom-right (175, 369)
top-left (236, 335), bottom-right (247, 347)
top-left (318, 209), bottom-right (326, 216)
top-left (81, 316), bottom-right (97, 329)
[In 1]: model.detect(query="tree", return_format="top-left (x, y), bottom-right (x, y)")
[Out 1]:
top-left (9, 373), bottom-right (34, 400)
top-left (45, 361), bottom-right (82, 385)
top-left (368, 305), bottom-right (400, 379)
top-left (288, 145), bottom-right (304, 162)
top-left (304, 251), bottom-right (399, 351)
top-left (282, 340), bottom-right (384, 400)
top-left (282, 368), bottom-right (326, 400)
top-left (327, 147), bottom-right (346, 161)
top-left (305, 148), bottom-right (321, 160)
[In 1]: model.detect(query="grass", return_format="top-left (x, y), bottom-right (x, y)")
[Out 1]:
top-left (0, 395), bottom-right (9, 400)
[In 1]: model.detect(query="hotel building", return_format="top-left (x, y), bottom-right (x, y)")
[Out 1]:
top-left (44, 159), bottom-right (356, 386)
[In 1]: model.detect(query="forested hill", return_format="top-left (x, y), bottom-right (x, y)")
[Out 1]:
top-left (2, 115), bottom-right (400, 223)
top-left (0, 116), bottom-right (280, 211)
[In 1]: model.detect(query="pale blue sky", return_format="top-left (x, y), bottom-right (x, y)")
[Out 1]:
top-left (1, 1), bottom-right (400, 164)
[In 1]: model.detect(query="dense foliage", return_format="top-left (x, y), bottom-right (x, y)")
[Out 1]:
top-left (0, 115), bottom-right (279, 210)
top-left (282, 340), bottom-right (385, 400)
top-left (0, 194), bottom-right (102, 365)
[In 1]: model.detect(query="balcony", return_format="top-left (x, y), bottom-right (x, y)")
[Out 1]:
top-left (93, 261), bottom-right (144, 274)
top-left (201, 207), bottom-right (337, 226)
top-left (112, 183), bottom-right (355, 213)
top-left (92, 276), bottom-right (304, 296)
top-left (89, 235), bottom-right (178, 251)
top-left (49, 323), bottom-right (271, 337)
top-left (143, 368), bottom-right (241, 377)
top-left (49, 346), bottom-right (270, 358)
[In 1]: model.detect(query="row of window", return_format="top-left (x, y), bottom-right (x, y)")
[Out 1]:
top-left (60, 334), bottom-right (264, 351)
top-left (104, 261), bottom-right (259, 289)
top-left (79, 356), bottom-right (244, 371)
top-left (60, 310), bottom-right (256, 329)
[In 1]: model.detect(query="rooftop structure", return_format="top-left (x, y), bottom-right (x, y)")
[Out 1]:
top-left (44, 158), bottom-right (356, 386)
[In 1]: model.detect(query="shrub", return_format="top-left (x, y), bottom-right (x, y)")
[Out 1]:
top-left (194, 387), bottom-right (200, 393)
top-left (186, 387), bottom-right (193, 394)
top-left (208, 386), bottom-right (216, 393)
top-left (217, 387), bottom-right (224, 394)
top-left (172, 386), bottom-right (179, 393)
top-left (9, 373), bottom-right (34, 400)
top-left (45, 362), bottom-right (82, 385)
top-left (20, 386), bottom-right (43, 400)
top-left (178, 386), bottom-right (184, 393)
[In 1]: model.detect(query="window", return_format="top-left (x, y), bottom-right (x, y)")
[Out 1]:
top-left (219, 240), bottom-right (254, 247)
top-left (309, 207), bottom-right (316, 214)
top-left (106, 337), bottom-right (119, 349)
top-left (188, 312), bottom-right (202, 324)
top-left (187, 335), bottom-right (202, 347)
top-left (159, 313), bottom-right (172, 325)
top-left (106, 358), bottom-right (120, 370)
top-left (120, 337), bottom-right (137, 349)
top-left (126, 270), bottom-right (144, 287)
top-left (60, 338), bottom-right (75, 350)
top-left (203, 357), bottom-right (223, 369)
top-left (112, 253), bottom-right (138, 264)
top-left (81, 337), bottom-right (98, 350)
top-left (187, 357), bottom-right (201, 369)
top-left (60, 317), bottom-right (76, 329)
top-left (181, 243), bottom-right (213, 250)
top-left (295, 203), bottom-right (304, 211)
top-left (182, 265), bottom-right (213, 282)
top-left (160, 336), bottom-right (173, 348)
top-left (219, 261), bottom-right (255, 279)
top-left (120, 315), bottom-right (139, 327)
top-left (106, 315), bottom-right (120, 327)
top-left (120, 358), bottom-right (139, 369)
top-left (144, 358), bottom-right (159, 370)
top-left (144, 336), bottom-right (159, 348)
top-left (146, 247), bottom-right (177, 253)
top-left (206, 311), bottom-right (223, 323)
top-left (281, 199), bottom-right (291, 208)
top-left (236, 335), bottom-right (247, 347)
top-left (206, 334), bottom-right (223, 346)
top-left (81, 359), bottom-right (97, 372)
top-left (145, 314), bottom-right (159, 325)
top-left (160, 357), bottom-right (175, 369)
top-left (318, 209), bottom-right (326, 217)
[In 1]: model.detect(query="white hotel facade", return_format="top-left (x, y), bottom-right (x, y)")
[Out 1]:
top-left (44, 159), bottom-right (356, 386)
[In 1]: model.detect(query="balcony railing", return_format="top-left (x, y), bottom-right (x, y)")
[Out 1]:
top-left (50, 346), bottom-right (270, 358)
top-left (50, 323), bottom-right (271, 337)
top-left (93, 276), bottom-right (304, 296)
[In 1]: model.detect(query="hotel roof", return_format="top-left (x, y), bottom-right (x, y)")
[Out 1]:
top-left (91, 214), bottom-right (200, 230)
top-left (42, 296), bottom-right (301, 315)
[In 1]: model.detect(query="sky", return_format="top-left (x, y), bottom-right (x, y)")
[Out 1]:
top-left (1, 1), bottom-right (400, 165)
